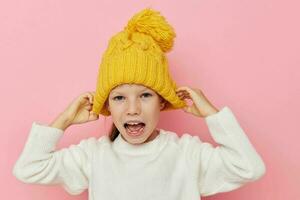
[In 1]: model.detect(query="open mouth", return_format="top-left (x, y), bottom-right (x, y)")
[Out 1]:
top-left (124, 122), bottom-right (146, 136)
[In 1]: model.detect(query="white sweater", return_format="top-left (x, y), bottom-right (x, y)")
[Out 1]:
top-left (13, 106), bottom-right (266, 199)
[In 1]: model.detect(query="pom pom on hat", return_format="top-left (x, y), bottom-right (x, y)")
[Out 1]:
top-left (124, 8), bottom-right (176, 53)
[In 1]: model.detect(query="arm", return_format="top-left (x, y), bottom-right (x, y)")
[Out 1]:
top-left (12, 121), bottom-right (97, 195)
top-left (184, 106), bottom-right (266, 197)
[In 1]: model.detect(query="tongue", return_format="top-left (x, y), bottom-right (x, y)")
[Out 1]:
top-left (127, 123), bottom-right (144, 131)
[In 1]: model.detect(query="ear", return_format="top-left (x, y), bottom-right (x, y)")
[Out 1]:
top-left (160, 99), bottom-right (166, 110)
top-left (105, 99), bottom-right (110, 112)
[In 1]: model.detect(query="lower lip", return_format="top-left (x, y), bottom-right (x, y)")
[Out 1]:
top-left (125, 126), bottom-right (145, 137)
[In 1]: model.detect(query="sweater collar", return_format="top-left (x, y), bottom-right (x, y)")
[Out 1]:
top-left (112, 129), bottom-right (167, 155)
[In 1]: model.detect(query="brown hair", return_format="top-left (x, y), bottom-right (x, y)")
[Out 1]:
top-left (108, 123), bottom-right (120, 142)
top-left (103, 99), bottom-right (121, 142)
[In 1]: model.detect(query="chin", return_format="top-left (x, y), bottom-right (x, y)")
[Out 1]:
top-left (121, 131), bottom-right (151, 145)
top-left (122, 136), bottom-right (146, 145)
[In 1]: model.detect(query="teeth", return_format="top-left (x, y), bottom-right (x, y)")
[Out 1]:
top-left (124, 122), bottom-right (145, 128)
top-left (128, 122), bottom-right (140, 125)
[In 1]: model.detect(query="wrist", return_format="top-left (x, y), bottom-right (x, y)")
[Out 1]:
top-left (204, 108), bottom-right (219, 117)
top-left (49, 113), bottom-right (72, 131)
top-left (202, 104), bottom-right (219, 117)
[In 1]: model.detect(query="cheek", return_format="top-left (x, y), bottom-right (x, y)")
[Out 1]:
top-left (109, 108), bottom-right (123, 127)
top-left (145, 105), bottom-right (161, 124)
top-left (109, 103), bottom-right (124, 114)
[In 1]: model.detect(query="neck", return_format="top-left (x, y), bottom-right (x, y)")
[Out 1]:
top-left (145, 129), bottom-right (159, 143)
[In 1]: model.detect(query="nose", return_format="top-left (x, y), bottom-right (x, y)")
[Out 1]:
top-left (126, 99), bottom-right (141, 115)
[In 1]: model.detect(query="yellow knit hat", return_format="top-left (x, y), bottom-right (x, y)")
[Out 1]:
top-left (92, 7), bottom-right (187, 116)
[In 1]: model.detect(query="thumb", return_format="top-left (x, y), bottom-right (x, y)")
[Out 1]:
top-left (183, 106), bottom-right (190, 113)
top-left (88, 111), bottom-right (99, 121)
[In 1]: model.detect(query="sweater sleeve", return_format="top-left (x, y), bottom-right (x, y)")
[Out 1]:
top-left (12, 122), bottom-right (98, 195)
top-left (183, 106), bottom-right (266, 197)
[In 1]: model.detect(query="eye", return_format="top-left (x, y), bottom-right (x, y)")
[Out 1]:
top-left (141, 92), bottom-right (152, 98)
top-left (112, 93), bottom-right (152, 101)
top-left (112, 96), bottom-right (124, 101)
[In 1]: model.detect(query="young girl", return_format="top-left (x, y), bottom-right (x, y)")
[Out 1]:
top-left (13, 8), bottom-right (266, 199)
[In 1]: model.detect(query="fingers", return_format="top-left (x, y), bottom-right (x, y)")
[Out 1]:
top-left (183, 106), bottom-right (191, 113)
top-left (89, 110), bottom-right (99, 121)
top-left (176, 88), bottom-right (191, 100)
top-left (176, 86), bottom-right (203, 99)
top-left (79, 91), bottom-right (95, 105)
top-left (85, 92), bottom-right (98, 115)
top-left (177, 93), bottom-right (190, 100)
top-left (83, 92), bottom-right (93, 104)
top-left (176, 86), bottom-right (195, 94)
top-left (86, 92), bottom-right (94, 104)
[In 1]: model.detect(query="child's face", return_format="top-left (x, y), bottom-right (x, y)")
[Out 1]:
top-left (106, 83), bottom-right (166, 145)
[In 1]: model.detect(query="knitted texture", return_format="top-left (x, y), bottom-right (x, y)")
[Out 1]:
top-left (92, 8), bottom-right (187, 116)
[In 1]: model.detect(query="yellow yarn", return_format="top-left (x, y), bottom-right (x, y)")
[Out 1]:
top-left (124, 8), bottom-right (176, 53)
top-left (92, 7), bottom-right (187, 116)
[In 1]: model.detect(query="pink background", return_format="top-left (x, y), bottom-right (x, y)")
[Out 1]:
top-left (1, 0), bottom-right (299, 199)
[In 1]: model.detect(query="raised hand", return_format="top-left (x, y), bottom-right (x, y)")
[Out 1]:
top-left (63, 91), bottom-right (99, 125)
top-left (176, 86), bottom-right (219, 118)
top-left (50, 92), bottom-right (99, 131)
